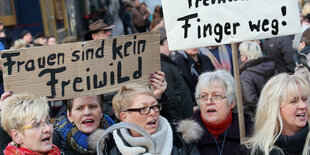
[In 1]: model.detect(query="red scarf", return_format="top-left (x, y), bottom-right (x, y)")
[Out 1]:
top-left (201, 110), bottom-right (233, 139)
top-left (4, 142), bottom-right (61, 155)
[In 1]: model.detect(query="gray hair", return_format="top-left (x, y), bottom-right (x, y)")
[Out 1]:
top-left (195, 70), bottom-right (236, 106)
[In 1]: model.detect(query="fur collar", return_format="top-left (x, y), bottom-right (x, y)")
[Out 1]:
top-left (88, 129), bottom-right (106, 151)
top-left (176, 119), bottom-right (203, 144)
top-left (240, 56), bottom-right (273, 73)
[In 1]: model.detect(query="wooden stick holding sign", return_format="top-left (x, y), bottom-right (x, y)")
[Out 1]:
top-left (161, 0), bottom-right (301, 141)
top-left (1, 31), bottom-right (160, 101)
top-left (231, 43), bottom-right (246, 139)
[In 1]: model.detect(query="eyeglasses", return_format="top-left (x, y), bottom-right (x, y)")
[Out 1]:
top-left (196, 94), bottom-right (227, 103)
top-left (22, 118), bottom-right (53, 130)
top-left (125, 104), bottom-right (162, 115)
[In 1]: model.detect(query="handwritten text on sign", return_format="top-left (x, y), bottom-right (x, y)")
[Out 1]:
top-left (161, 0), bottom-right (301, 50)
top-left (1, 31), bottom-right (160, 101)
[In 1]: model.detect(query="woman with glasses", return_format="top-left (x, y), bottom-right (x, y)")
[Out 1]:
top-left (188, 69), bottom-right (253, 155)
top-left (99, 83), bottom-right (201, 154)
top-left (0, 94), bottom-right (60, 155)
top-left (237, 73), bottom-right (310, 155)
top-left (52, 71), bottom-right (168, 155)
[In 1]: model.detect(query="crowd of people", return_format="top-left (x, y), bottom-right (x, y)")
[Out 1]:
top-left (0, 0), bottom-right (310, 155)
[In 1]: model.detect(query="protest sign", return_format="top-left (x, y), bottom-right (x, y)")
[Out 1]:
top-left (161, 0), bottom-right (301, 50)
top-left (1, 31), bottom-right (160, 101)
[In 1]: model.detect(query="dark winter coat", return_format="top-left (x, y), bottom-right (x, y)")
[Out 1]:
top-left (53, 130), bottom-right (84, 155)
top-left (190, 110), bottom-right (253, 155)
top-left (0, 125), bottom-right (11, 155)
top-left (263, 35), bottom-right (296, 73)
top-left (174, 51), bottom-right (215, 102)
top-left (240, 56), bottom-right (277, 118)
top-left (100, 120), bottom-right (202, 155)
top-left (237, 123), bottom-right (309, 155)
top-left (160, 54), bottom-right (194, 121)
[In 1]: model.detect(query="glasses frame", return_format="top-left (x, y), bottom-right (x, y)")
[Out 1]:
top-left (125, 104), bottom-right (162, 115)
top-left (22, 118), bottom-right (53, 130)
top-left (196, 94), bottom-right (227, 103)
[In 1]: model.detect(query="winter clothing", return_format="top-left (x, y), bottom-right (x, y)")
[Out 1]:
top-left (237, 123), bottom-right (309, 155)
top-left (4, 142), bottom-right (60, 155)
top-left (160, 54), bottom-right (193, 122)
top-left (201, 111), bottom-right (232, 139)
top-left (263, 35), bottom-right (296, 73)
top-left (131, 6), bottom-right (147, 33)
top-left (53, 114), bottom-right (114, 155)
top-left (100, 116), bottom-right (201, 155)
top-left (200, 45), bottom-right (233, 75)
top-left (0, 125), bottom-right (11, 155)
top-left (190, 110), bottom-right (253, 155)
top-left (240, 56), bottom-right (277, 118)
top-left (174, 51), bottom-right (215, 102)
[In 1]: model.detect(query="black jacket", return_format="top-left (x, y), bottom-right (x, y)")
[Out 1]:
top-left (263, 35), bottom-right (296, 73)
top-left (237, 124), bottom-right (309, 155)
top-left (190, 111), bottom-right (253, 155)
top-left (174, 51), bottom-right (214, 102)
top-left (161, 54), bottom-right (194, 121)
top-left (240, 56), bottom-right (277, 118)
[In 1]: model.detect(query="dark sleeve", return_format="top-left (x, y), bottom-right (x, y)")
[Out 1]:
top-left (0, 125), bottom-right (11, 155)
top-left (280, 36), bottom-right (296, 73)
top-left (236, 144), bottom-right (251, 155)
top-left (240, 73), bottom-right (258, 117)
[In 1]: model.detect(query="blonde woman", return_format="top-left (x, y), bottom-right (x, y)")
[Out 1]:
top-left (102, 83), bottom-right (201, 154)
top-left (239, 41), bottom-right (277, 118)
top-left (1, 94), bottom-right (60, 154)
top-left (237, 73), bottom-right (310, 155)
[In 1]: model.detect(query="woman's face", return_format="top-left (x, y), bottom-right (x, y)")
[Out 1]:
top-left (19, 115), bottom-right (53, 153)
top-left (199, 81), bottom-right (235, 124)
top-left (121, 94), bottom-right (160, 137)
top-left (67, 96), bottom-right (103, 134)
top-left (280, 87), bottom-right (309, 136)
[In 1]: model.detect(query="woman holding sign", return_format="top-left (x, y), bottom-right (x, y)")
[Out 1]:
top-left (99, 83), bottom-right (200, 154)
top-left (190, 70), bottom-right (253, 155)
top-left (237, 73), bottom-right (310, 155)
top-left (52, 71), bottom-right (168, 155)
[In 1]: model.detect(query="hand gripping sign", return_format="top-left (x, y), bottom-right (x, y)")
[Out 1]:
top-left (0, 31), bottom-right (160, 101)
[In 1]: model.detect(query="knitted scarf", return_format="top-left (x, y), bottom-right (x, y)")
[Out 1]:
top-left (112, 116), bottom-right (173, 155)
top-left (201, 110), bottom-right (233, 139)
top-left (54, 114), bottom-right (114, 154)
top-left (4, 142), bottom-right (60, 155)
top-left (200, 45), bottom-right (232, 72)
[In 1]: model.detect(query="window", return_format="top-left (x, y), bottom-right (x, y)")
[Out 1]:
top-left (0, 0), bottom-right (17, 26)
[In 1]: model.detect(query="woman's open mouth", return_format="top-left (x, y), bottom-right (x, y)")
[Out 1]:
top-left (82, 119), bottom-right (95, 126)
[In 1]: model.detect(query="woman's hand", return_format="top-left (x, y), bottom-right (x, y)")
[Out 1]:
top-left (0, 91), bottom-right (13, 111)
top-left (150, 71), bottom-right (167, 99)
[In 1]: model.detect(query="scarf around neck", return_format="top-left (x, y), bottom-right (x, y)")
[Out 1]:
top-left (4, 142), bottom-right (60, 155)
top-left (200, 45), bottom-right (232, 72)
top-left (112, 116), bottom-right (173, 155)
top-left (54, 114), bottom-right (114, 154)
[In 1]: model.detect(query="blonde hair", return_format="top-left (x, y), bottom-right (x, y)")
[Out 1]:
top-left (239, 41), bottom-right (262, 60)
top-left (195, 69), bottom-right (236, 106)
top-left (302, 2), bottom-right (310, 17)
top-left (1, 94), bottom-right (49, 134)
top-left (112, 83), bottom-right (155, 119)
top-left (242, 73), bottom-right (310, 155)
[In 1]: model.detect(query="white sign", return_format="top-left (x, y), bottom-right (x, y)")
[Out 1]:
top-left (161, 0), bottom-right (301, 50)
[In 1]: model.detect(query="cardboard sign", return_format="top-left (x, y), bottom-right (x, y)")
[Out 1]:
top-left (161, 0), bottom-right (301, 50)
top-left (1, 31), bottom-right (160, 101)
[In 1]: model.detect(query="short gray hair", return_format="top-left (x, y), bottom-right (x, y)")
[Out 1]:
top-left (195, 70), bottom-right (236, 106)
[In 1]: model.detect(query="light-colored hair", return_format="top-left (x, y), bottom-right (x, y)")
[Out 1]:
top-left (1, 94), bottom-right (49, 133)
top-left (242, 73), bottom-right (310, 155)
top-left (195, 69), bottom-right (236, 106)
top-left (239, 41), bottom-right (262, 60)
top-left (112, 83), bottom-right (155, 119)
top-left (302, 2), bottom-right (310, 17)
